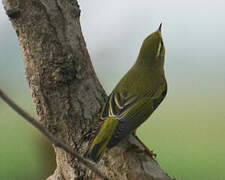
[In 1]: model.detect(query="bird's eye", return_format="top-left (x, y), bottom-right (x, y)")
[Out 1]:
top-left (161, 39), bottom-right (164, 46)
top-left (159, 40), bottom-right (164, 55)
top-left (156, 39), bottom-right (164, 58)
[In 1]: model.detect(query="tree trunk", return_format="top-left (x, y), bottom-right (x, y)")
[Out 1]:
top-left (3, 0), bottom-right (173, 179)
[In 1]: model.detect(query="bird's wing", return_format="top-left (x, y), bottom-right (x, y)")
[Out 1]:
top-left (104, 80), bottom-right (167, 148)
top-left (100, 91), bottom-right (138, 119)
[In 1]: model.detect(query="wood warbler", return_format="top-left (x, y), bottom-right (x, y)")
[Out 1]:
top-left (87, 24), bottom-right (167, 162)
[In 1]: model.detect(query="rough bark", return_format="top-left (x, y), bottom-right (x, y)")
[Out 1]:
top-left (2, 0), bottom-right (173, 179)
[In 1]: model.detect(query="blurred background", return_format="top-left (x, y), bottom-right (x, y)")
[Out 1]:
top-left (1, 0), bottom-right (225, 179)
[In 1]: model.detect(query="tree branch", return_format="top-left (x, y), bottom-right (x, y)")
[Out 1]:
top-left (0, 88), bottom-right (108, 180)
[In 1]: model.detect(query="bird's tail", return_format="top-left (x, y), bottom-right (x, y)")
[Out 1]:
top-left (86, 117), bottom-right (118, 162)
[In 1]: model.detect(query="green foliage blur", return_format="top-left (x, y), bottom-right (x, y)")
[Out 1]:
top-left (0, 103), bottom-right (56, 180)
top-left (1, 0), bottom-right (225, 180)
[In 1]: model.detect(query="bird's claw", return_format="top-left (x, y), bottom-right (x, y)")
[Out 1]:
top-left (144, 149), bottom-right (157, 158)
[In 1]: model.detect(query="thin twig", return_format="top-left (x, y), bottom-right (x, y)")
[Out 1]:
top-left (0, 88), bottom-right (109, 180)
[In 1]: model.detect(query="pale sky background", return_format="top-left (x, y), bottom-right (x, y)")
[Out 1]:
top-left (0, 0), bottom-right (225, 179)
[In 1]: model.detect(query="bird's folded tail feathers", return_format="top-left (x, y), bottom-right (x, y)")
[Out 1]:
top-left (86, 117), bottom-right (118, 162)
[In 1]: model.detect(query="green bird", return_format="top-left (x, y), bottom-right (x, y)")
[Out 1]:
top-left (87, 24), bottom-right (167, 162)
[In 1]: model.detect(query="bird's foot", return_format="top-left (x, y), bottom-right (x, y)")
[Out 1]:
top-left (143, 148), bottom-right (157, 158)
top-left (132, 133), bottom-right (157, 159)
top-left (127, 143), bottom-right (157, 158)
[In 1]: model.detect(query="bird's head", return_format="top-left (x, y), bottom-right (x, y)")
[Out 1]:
top-left (137, 23), bottom-right (165, 66)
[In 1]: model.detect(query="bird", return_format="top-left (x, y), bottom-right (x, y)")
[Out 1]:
top-left (86, 24), bottom-right (167, 162)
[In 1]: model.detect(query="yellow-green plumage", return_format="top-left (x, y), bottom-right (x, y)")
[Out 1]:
top-left (87, 24), bottom-right (167, 162)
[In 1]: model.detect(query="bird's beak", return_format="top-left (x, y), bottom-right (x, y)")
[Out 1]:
top-left (158, 23), bottom-right (162, 32)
